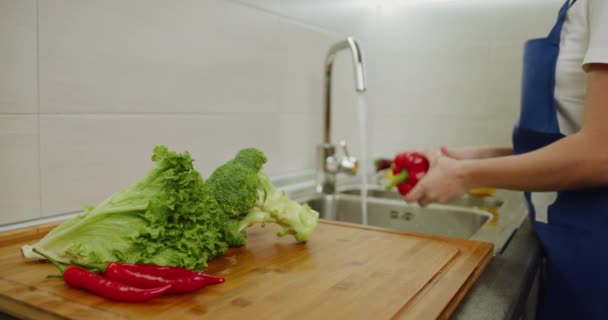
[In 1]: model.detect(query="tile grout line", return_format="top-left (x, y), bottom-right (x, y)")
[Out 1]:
top-left (229, 0), bottom-right (342, 38)
top-left (35, 0), bottom-right (43, 220)
top-left (16, 111), bottom-right (324, 116)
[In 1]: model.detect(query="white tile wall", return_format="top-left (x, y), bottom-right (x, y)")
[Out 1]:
top-left (234, 0), bottom-right (281, 13)
top-left (39, 113), bottom-right (284, 217)
top-left (0, 116), bottom-right (40, 224)
top-left (0, 0), bottom-right (38, 114)
top-left (38, 113), bottom-right (325, 217)
top-left (38, 0), bottom-right (282, 114)
top-left (277, 14), bottom-right (374, 171)
top-left (275, 114), bottom-right (323, 173)
top-left (279, 19), bottom-right (336, 115)
top-left (370, 114), bottom-right (517, 158)
top-left (0, 0), bottom-right (569, 223)
top-left (280, 0), bottom-right (376, 39)
top-left (493, 1), bottom-right (564, 44)
top-left (370, 0), bottom-right (564, 160)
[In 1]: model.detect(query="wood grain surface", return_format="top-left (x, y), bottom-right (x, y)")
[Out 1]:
top-left (0, 220), bottom-right (492, 320)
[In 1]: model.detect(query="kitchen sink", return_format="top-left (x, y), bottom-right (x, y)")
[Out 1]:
top-left (339, 187), bottom-right (504, 210)
top-left (286, 178), bottom-right (528, 254)
top-left (301, 193), bottom-right (492, 240)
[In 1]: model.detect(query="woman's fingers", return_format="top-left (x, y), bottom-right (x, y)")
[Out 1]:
top-left (407, 185), bottom-right (431, 207)
top-left (418, 195), bottom-right (431, 208)
top-left (404, 182), bottom-right (424, 203)
top-left (441, 145), bottom-right (467, 160)
top-left (440, 146), bottom-right (451, 157)
top-left (405, 177), bottom-right (435, 205)
top-left (417, 149), bottom-right (442, 167)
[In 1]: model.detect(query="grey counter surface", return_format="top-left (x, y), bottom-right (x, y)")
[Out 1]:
top-left (453, 218), bottom-right (542, 320)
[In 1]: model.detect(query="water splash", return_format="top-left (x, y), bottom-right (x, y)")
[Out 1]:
top-left (356, 93), bottom-right (368, 225)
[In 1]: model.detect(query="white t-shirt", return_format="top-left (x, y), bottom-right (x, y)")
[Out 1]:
top-left (555, 0), bottom-right (608, 135)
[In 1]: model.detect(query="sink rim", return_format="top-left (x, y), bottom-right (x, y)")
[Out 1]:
top-left (337, 185), bottom-right (504, 209)
top-left (289, 180), bottom-right (528, 256)
top-left (300, 192), bottom-right (493, 240)
top-left (299, 192), bottom-right (494, 221)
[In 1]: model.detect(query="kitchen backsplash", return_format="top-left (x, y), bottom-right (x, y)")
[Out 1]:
top-left (0, 0), bottom-right (563, 224)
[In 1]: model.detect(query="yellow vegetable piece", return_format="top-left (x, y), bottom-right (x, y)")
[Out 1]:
top-left (468, 187), bottom-right (496, 197)
top-left (384, 170), bottom-right (394, 179)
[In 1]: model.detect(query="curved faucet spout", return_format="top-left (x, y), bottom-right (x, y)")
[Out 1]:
top-left (325, 37), bottom-right (367, 91)
top-left (324, 37), bottom-right (367, 144)
top-left (317, 37), bottom-right (367, 194)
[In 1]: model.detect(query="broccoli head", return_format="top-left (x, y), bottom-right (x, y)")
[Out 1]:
top-left (207, 148), bottom-right (319, 244)
top-left (206, 148), bottom-right (266, 218)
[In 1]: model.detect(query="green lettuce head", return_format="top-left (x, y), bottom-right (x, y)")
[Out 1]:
top-left (22, 146), bottom-right (227, 270)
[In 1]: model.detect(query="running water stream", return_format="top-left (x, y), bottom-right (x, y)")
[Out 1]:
top-left (356, 93), bottom-right (368, 225)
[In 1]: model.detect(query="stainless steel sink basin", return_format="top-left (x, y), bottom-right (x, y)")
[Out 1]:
top-left (339, 187), bottom-right (504, 210)
top-left (301, 194), bottom-right (491, 239)
top-left (287, 179), bottom-right (528, 254)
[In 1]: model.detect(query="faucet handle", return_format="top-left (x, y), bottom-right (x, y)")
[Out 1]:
top-left (339, 140), bottom-right (351, 158)
top-left (338, 140), bottom-right (358, 175)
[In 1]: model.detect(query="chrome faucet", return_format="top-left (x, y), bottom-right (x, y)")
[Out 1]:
top-left (316, 37), bottom-right (367, 194)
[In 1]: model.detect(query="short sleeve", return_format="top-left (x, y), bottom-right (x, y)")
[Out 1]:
top-left (583, 0), bottom-right (608, 66)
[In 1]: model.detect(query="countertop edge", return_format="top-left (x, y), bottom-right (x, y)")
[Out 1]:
top-left (451, 218), bottom-right (541, 320)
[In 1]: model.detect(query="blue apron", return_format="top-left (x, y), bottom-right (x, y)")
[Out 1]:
top-left (512, 0), bottom-right (608, 319)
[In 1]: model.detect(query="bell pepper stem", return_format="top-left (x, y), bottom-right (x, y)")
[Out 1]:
top-left (33, 248), bottom-right (66, 274)
top-left (385, 170), bottom-right (409, 190)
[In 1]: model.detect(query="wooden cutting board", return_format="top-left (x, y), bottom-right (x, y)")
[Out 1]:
top-left (0, 220), bottom-right (492, 320)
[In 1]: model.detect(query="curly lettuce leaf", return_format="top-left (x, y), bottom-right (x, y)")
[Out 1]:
top-left (22, 146), bottom-right (226, 270)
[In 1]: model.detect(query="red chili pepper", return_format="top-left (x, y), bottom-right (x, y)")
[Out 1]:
top-left (103, 263), bottom-right (209, 294)
top-left (74, 261), bottom-right (224, 286)
top-left (385, 152), bottom-right (429, 195)
top-left (104, 263), bottom-right (172, 289)
top-left (64, 267), bottom-right (171, 302)
top-left (73, 261), bottom-right (221, 293)
top-left (114, 263), bottom-right (225, 286)
top-left (164, 275), bottom-right (209, 293)
top-left (33, 249), bottom-right (171, 302)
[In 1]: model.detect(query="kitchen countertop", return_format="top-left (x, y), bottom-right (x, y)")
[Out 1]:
top-left (0, 220), bottom-right (492, 319)
top-left (0, 220), bottom-right (541, 320)
top-left (0, 173), bottom-right (542, 320)
top-left (453, 217), bottom-right (541, 320)
top-left (279, 174), bottom-right (542, 320)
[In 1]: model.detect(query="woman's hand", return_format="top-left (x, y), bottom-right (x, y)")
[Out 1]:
top-left (404, 149), bottom-right (472, 207)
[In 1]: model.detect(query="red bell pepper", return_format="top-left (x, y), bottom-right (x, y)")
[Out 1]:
top-left (385, 152), bottom-right (429, 195)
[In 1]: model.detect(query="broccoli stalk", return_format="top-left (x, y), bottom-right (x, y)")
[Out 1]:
top-left (238, 171), bottom-right (319, 242)
top-left (207, 149), bottom-right (319, 244)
